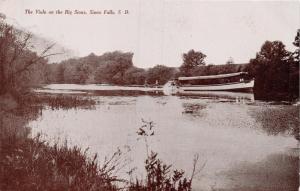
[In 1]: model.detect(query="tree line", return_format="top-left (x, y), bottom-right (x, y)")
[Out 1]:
top-left (45, 52), bottom-right (178, 86)
top-left (44, 51), bottom-right (247, 87)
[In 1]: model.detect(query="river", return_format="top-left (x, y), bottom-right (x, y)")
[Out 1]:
top-left (29, 84), bottom-right (299, 191)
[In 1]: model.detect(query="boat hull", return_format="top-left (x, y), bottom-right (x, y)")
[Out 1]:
top-left (179, 80), bottom-right (254, 92)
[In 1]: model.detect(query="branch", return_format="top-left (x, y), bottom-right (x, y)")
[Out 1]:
top-left (8, 33), bottom-right (32, 70)
top-left (40, 43), bottom-right (56, 56)
top-left (190, 154), bottom-right (206, 184)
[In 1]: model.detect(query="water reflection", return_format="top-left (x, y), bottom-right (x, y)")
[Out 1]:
top-left (177, 90), bottom-right (254, 103)
top-left (248, 104), bottom-right (300, 140)
top-left (182, 102), bottom-right (207, 118)
top-left (218, 152), bottom-right (298, 191)
top-left (28, 87), bottom-right (298, 191)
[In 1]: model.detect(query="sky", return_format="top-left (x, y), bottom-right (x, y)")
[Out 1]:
top-left (0, 0), bottom-right (299, 68)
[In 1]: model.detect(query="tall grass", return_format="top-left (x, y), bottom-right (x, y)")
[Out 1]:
top-left (19, 93), bottom-right (96, 110)
top-left (129, 120), bottom-right (202, 191)
top-left (0, 134), bottom-right (118, 191)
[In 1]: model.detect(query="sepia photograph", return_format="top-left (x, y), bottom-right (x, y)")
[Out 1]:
top-left (0, 0), bottom-right (299, 190)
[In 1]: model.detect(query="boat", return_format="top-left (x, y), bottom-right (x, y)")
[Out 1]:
top-left (163, 72), bottom-right (254, 94)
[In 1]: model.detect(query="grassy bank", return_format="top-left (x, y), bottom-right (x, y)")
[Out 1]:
top-left (0, 135), bottom-right (118, 191)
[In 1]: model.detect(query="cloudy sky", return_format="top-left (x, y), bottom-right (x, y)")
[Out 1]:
top-left (0, 0), bottom-right (299, 67)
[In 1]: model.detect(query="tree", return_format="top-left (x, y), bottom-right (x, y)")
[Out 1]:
top-left (94, 51), bottom-right (134, 85)
top-left (180, 49), bottom-right (206, 76)
top-left (123, 67), bottom-right (147, 85)
top-left (288, 29), bottom-right (300, 99)
top-left (146, 65), bottom-right (176, 85)
top-left (0, 14), bottom-right (57, 96)
top-left (292, 29), bottom-right (299, 61)
top-left (248, 40), bottom-right (296, 100)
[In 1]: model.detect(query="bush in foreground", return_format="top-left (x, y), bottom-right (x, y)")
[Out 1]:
top-left (0, 134), bottom-right (118, 191)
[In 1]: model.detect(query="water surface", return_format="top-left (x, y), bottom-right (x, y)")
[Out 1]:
top-left (29, 85), bottom-right (299, 191)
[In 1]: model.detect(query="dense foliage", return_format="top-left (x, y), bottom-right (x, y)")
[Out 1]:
top-left (0, 15), bottom-right (48, 96)
top-left (1, 135), bottom-right (117, 191)
top-left (179, 49), bottom-right (206, 76)
top-left (246, 38), bottom-right (299, 101)
top-left (45, 52), bottom-right (178, 86)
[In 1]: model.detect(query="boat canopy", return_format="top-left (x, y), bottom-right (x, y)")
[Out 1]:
top-left (178, 72), bottom-right (248, 81)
